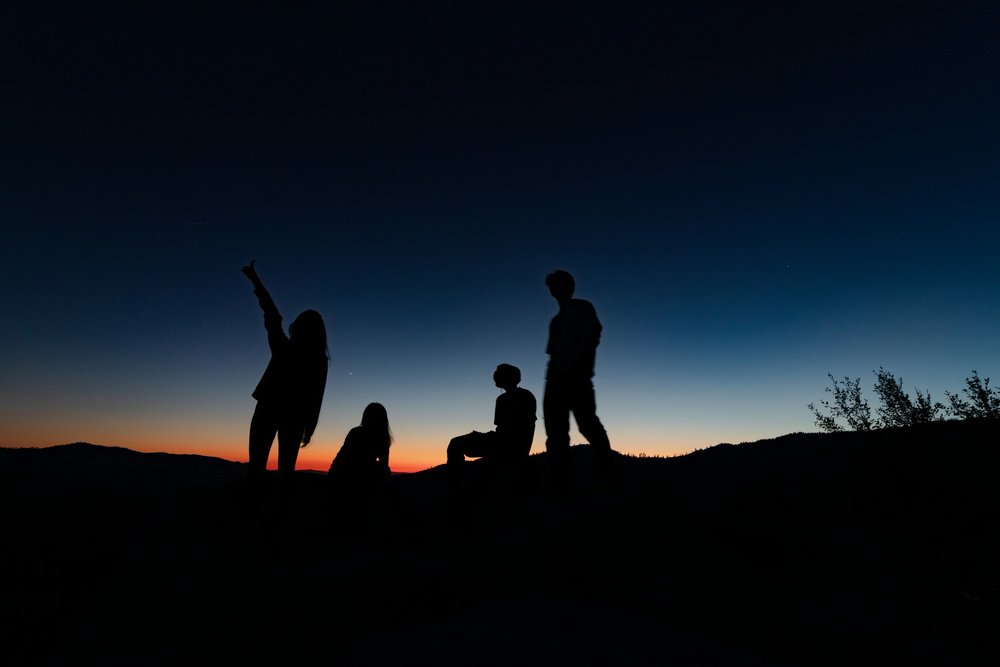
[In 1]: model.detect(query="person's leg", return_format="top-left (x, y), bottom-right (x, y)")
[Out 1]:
top-left (447, 432), bottom-right (489, 494)
top-left (276, 420), bottom-right (305, 512)
top-left (571, 380), bottom-right (612, 473)
top-left (543, 379), bottom-right (571, 488)
top-left (446, 431), bottom-right (492, 530)
top-left (248, 403), bottom-right (278, 480)
top-left (276, 421), bottom-right (304, 476)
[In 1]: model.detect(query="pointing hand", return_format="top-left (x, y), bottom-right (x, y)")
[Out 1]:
top-left (241, 260), bottom-right (259, 282)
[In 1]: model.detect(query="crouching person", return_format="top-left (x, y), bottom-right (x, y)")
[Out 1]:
top-left (329, 402), bottom-right (392, 537)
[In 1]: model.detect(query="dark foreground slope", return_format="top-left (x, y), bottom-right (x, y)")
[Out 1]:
top-left (2, 420), bottom-right (999, 666)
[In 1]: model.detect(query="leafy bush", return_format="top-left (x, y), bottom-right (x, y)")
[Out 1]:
top-left (872, 367), bottom-right (944, 428)
top-left (810, 367), bottom-right (953, 433)
top-left (808, 374), bottom-right (873, 432)
top-left (945, 370), bottom-right (1000, 419)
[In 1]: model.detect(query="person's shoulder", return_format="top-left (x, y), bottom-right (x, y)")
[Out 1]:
top-left (513, 386), bottom-right (537, 402)
top-left (571, 298), bottom-right (599, 315)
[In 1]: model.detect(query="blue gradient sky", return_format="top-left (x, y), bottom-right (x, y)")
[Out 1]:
top-left (2, 1), bottom-right (998, 471)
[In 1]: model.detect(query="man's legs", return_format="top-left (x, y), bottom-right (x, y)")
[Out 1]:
top-left (543, 379), bottom-right (571, 489)
top-left (571, 380), bottom-right (612, 473)
top-left (446, 431), bottom-right (494, 528)
top-left (447, 431), bottom-right (492, 494)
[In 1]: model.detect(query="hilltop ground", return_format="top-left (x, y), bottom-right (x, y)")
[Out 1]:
top-left (2, 419), bottom-right (999, 666)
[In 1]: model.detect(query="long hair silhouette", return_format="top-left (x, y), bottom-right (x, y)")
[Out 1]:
top-left (289, 309), bottom-right (329, 363)
top-left (241, 260), bottom-right (329, 479)
top-left (360, 402), bottom-right (393, 452)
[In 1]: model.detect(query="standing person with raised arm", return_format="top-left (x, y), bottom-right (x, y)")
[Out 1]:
top-left (543, 269), bottom-right (613, 486)
top-left (241, 260), bottom-right (329, 481)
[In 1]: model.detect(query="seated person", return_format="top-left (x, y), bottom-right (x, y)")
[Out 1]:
top-left (447, 363), bottom-right (537, 494)
top-left (329, 402), bottom-right (392, 495)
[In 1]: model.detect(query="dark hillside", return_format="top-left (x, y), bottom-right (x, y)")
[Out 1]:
top-left (2, 420), bottom-right (998, 666)
top-left (1, 442), bottom-right (247, 496)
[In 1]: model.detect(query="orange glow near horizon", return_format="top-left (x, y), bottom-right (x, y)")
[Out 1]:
top-left (1, 428), bottom-right (722, 473)
top-left (1, 412), bottom-right (740, 474)
top-left (1, 431), bottom-right (457, 474)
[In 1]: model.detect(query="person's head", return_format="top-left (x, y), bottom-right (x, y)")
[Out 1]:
top-left (361, 402), bottom-right (393, 446)
top-left (493, 363), bottom-right (521, 390)
top-left (289, 309), bottom-right (329, 359)
top-left (545, 269), bottom-right (575, 302)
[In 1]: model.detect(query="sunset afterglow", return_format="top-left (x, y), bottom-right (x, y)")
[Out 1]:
top-left (2, 1), bottom-right (997, 473)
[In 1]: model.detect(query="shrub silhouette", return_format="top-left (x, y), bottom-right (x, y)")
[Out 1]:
top-left (872, 366), bottom-right (944, 427)
top-left (810, 367), bottom-right (959, 433)
top-left (808, 374), bottom-right (872, 432)
top-left (945, 370), bottom-right (1000, 419)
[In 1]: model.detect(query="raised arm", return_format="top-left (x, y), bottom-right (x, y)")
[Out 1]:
top-left (242, 260), bottom-right (285, 343)
top-left (242, 259), bottom-right (276, 311)
top-left (240, 259), bottom-right (263, 290)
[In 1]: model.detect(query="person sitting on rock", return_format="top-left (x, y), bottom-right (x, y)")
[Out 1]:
top-left (446, 363), bottom-right (537, 498)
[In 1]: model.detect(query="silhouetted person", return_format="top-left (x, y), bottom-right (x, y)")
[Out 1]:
top-left (447, 363), bottom-right (537, 498)
top-left (328, 402), bottom-right (393, 536)
top-left (242, 260), bottom-right (329, 482)
top-left (543, 269), bottom-right (612, 486)
top-left (329, 402), bottom-right (393, 491)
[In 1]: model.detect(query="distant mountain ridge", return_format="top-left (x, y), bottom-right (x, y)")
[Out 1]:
top-left (0, 441), bottom-right (248, 497)
top-left (4, 418), bottom-right (997, 501)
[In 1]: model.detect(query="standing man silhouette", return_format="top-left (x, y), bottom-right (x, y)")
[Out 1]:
top-left (543, 269), bottom-right (612, 485)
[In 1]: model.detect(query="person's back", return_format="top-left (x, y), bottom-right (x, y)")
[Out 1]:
top-left (329, 426), bottom-right (377, 474)
top-left (328, 403), bottom-right (395, 538)
top-left (495, 385), bottom-right (537, 459)
top-left (329, 403), bottom-right (392, 494)
top-left (546, 297), bottom-right (602, 381)
top-left (446, 363), bottom-right (536, 500)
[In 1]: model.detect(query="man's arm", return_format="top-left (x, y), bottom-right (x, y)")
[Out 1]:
top-left (582, 300), bottom-right (602, 348)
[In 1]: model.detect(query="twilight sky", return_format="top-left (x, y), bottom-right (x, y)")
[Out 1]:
top-left (2, 1), bottom-right (998, 471)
